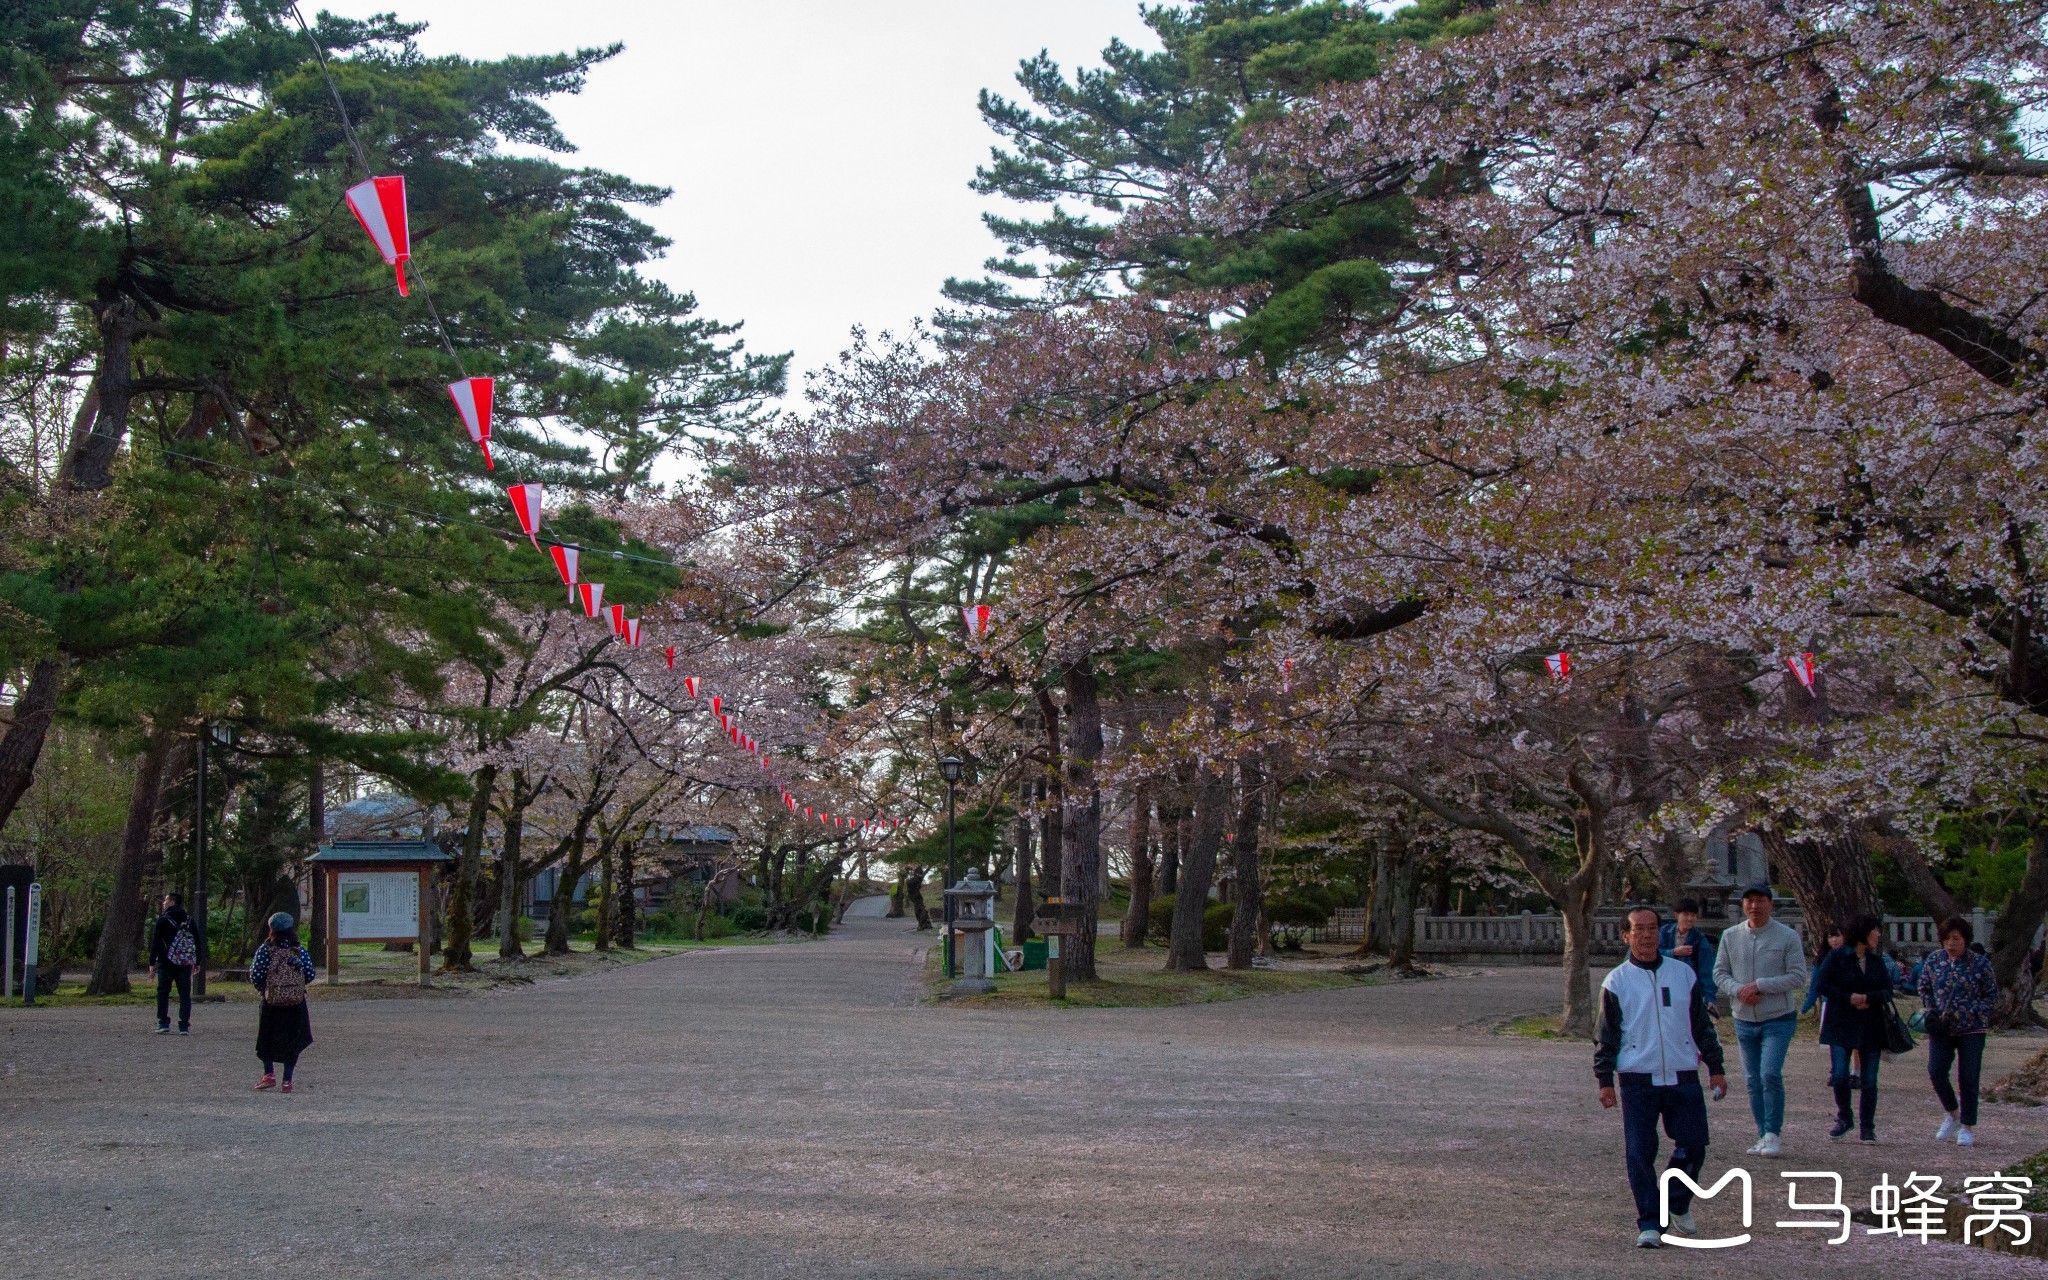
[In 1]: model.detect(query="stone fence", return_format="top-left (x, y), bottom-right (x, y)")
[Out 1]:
top-left (1310, 907), bottom-right (1999, 964)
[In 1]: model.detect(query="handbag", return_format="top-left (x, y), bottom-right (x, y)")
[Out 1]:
top-left (1881, 997), bottom-right (1915, 1055)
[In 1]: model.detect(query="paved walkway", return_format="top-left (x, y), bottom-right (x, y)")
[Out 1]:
top-left (4, 913), bottom-right (2046, 1278)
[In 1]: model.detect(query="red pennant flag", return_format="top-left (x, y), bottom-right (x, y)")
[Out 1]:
top-left (446, 377), bottom-right (494, 469)
top-left (683, 677), bottom-right (700, 698)
top-left (783, 792), bottom-right (794, 810)
top-left (710, 695), bottom-right (722, 717)
top-left (1545, 651), bottom-right (1571, 681)
top-left (664, 646), bottom-right (675, 670)
top-left (1786, 652), bottom-right (1818, 695)
top-left (549, 545), bottom-right (579, 602)
top-left (625, 618), bottom-right (642, 647)
top-left (344, 176), bottom-right (410, 295)
top-left (961, 603), bottom-right (991, 639)
top-left (605, 603), bottom-right (627, 637)
top-left (804, 806), bottom-right (813, 819)
top-left (577, 582), bottom-right (604, 618)
top-left (1279, 657), bottom-right (1293, 693)
top-left (504, 483), bottom-right (544, 551)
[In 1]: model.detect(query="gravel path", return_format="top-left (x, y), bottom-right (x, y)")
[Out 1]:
top-left (4, 913), bottom-right (2046, 1278)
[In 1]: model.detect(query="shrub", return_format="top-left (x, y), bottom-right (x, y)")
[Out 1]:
top-left (693, 912), bottom-right (737, 940)
top-left (1265, 896), bottom-right (1332, 929)
top-left (1146, 895), bottom-right (1232, 949)
top-left (727, 905), bottom-right (768, 932)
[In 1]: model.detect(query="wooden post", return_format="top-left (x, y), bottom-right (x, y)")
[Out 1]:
top-left (417, 866), bottom-right (431, 987)
top-left (324, 865), bottom-right (339, 984)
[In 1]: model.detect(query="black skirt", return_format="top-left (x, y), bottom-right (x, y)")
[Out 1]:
top-left (255, 1000), bottom-right (314, 1064)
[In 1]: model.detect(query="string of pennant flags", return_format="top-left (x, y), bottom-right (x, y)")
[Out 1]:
top-left (297, 9), bottom-right (911, 837)
top-left (1542, 649), bottom-right (1820, 694)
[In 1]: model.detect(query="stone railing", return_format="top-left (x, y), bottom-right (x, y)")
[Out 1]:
top-left (1312, 907), bottom-right (1999, 960)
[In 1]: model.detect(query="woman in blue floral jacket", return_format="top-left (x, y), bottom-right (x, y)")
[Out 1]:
top-left (1916, 916), bottom-right (1998, 1147)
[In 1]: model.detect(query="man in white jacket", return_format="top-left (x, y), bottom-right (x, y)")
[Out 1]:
top-left (1597, 906), bottom-right (1728, 1249)
top-left (1712, 884), bottom-right (1807, 1156)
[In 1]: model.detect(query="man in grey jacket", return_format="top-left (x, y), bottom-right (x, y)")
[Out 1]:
top-left (1712, 884), bottom-right (1806, 1156)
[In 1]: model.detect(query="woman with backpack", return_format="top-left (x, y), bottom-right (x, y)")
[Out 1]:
top-left (249, 912), bottom-right (315, 1093)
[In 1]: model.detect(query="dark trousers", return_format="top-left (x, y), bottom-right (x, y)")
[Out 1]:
top-left (1927, 1032), bottom-right (1985, 1127)
top-left (1829, 1044), bottom-right (1880, 1133)
top-left (1620, 1075), bottom-right (1710, 1231)
top-left (261, 1054), bottom-right (301, 1081)
top-left (155, 964), bottom-right (191, 1030)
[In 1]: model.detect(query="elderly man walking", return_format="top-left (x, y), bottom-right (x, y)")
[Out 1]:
top-left (1712, 884), bottom-right (1806, 1156)
top-left (1597, 906), bottom-right (1728, 1249)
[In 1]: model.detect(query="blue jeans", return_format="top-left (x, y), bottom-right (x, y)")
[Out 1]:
top-left (1620, 1076), bottom-right (1711, 1232)
top-left (1734, 1013), bottom-right (1797, 1137)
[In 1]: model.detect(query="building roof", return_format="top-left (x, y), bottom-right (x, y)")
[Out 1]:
top-left (309, 840), bottom-right (453, 865)
top-left (661, 824), bottom-right (737, 845)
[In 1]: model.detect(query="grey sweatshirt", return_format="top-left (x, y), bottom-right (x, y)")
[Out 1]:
top-left (1712, 917), bottom-right (1807, 1022)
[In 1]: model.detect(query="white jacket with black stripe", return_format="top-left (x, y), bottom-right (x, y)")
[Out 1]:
top-left (1594, 954), bottom-right (1725, 1087)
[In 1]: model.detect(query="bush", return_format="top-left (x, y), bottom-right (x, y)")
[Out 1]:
top-left (1146, 895), bottom-right (1232, 950)
top-left (1265, 896), bottom-right (1332, 929)
top-left (694, 912), bottom-right (737, 940)
top-left (727, 905), bottom-right (768, 932)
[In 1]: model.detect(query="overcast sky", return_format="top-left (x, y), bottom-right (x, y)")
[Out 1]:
top-left (320, 1), bottom-right (1162, 401)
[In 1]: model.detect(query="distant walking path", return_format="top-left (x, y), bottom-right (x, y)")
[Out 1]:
top-left (3, 914), bottom-right (2043, 1278)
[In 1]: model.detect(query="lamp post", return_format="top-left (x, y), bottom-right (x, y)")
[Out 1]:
top-left (193, 722), bottom-right (210, 999)
top-left (940, 754), bottom-right (963, 978)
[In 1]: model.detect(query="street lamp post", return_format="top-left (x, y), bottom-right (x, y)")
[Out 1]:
top-left (193, 722), bottom-right (209, 999)
top-left (940, 754), bottom-right (963, 979)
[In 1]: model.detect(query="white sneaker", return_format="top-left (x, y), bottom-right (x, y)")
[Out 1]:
top-left (1667, 1210), bottom-right (1698, 1236)
top-left (1636, 1228), bottom-right (1664, 1249)
top-left (1957, 1128), bottom-right (1975, 1147)
top-left (1756, 1132), bottom-right (1782, 1157)
top-left (1935, 1116), bottom-right (1960, 1142)
top-left (1744, 1136), bottom-right (1768, 1155)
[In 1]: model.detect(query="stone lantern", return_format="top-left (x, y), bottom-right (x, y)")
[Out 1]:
top-left (944, 867), bottom-right (999, 994)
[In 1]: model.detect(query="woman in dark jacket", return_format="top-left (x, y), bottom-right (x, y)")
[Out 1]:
top-left (1817, 913), bottom-right (1892, 1142)
top-left (249, 912), bottom-right (315, 1093)
top-left (1918, 916), bottom-right (1998, 1147)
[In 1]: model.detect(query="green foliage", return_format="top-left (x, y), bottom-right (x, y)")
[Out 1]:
top-left (1145, 894), bottom-right (1234, 949)
top-left (727, 905), bottom-right (768, 932)
top-left (1264, 895), bottom-right (1331, 927)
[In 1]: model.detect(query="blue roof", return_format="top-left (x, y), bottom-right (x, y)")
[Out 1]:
top-left (310, 840), bottom-right (453, 864)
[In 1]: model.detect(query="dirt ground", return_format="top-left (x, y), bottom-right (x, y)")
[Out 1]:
top-left (4, 900), bottom-right (2046, 1278)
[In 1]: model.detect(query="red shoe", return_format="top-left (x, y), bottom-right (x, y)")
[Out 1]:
top-left (255, 1074), bottom-right (276, 1090)
top-left (280, 1080), bottom-right (293, 1094)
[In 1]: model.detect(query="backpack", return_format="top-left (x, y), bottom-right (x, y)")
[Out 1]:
top-left (166, 920), bottom-right (197, 968)
top-left (263, 947), bottom-right (307, 1007)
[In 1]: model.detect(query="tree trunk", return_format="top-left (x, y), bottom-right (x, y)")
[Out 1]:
top-left (1010, 794), bottom-right (1036, 944)
top-left (1227, 757), bottom-right (1266, 970)
top-left (442, 763), bottom-right (496, 971)
top-left (1989, 816), bottom-right (2048, 1028)
top-left (306, 759), bottom-right (326, 961)
top-left (1558, 863), bottom-right (1601, 1039)
top-left (593, 833), bottom-right (615, 952)
top-left (1386, 865), bottom-right (1418, 971)
top-left (0, 657), bottom-right (60, 835)
top-left (1649, 830), bottom-right (1696, 906)
top-left (1759, 826), bottom-right (1880, 959)
top-left (1358, 818), bottom-right (1419, 963)
top-left (85, 728), bottom-right (174, 995)
top-left (613, 833), bottom-right (638, 948)
top-left (1880, 827), bottom-right (1963, 921)
top-left (544, 827), bottom-right (591, 957)
top-left (60, 295), bottom-right (143, 493)
top-left (1059, 659), bottom-right (1103, 982)
top-left (497, 800), bottom-right (525, 960)
top-left (1120, 787), bottom-right (1154, 948)
top-left (1159, 802), bottom-right (1182, 896)
top-left (886, 868), bottom-right (906, 918)
top-left (1037, 780), bottom-right (1062, 901)
top-left (1165, 770), bottom-right (1228, 971)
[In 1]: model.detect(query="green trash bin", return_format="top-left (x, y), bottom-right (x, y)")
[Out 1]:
top-left (1019, 939), bottom-right (1048, 971)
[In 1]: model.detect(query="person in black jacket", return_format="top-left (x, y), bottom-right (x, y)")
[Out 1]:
top-left (1817, 912), bottom-right (1892, 1143)
top-left (147, 893), bottom-right (196, 1035)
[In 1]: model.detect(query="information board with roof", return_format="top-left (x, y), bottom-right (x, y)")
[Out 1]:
top-left (308, 840), bottom-right (453, 986)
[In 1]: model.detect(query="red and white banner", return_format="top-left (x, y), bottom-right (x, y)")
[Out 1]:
top-left (344, 176), bottom-right (410, 295)
top-left (624, 618), bottom-right (642, 647)
top-left (549, 544), bottom-right (579, 601)
top-left (664, 646), bottom-right (675, 670)
top-left (1279, 657), bottom-right (1294, 693)
top-left (504, 483), bottom-right (544, 550)
top-left (1786, 652), bottom-right (1818, 695)
top-left (577, 581), bottom-right (604, 618)
top-left (961, 603), bottom-right (992, 639)
top-left (710, 696), bottom-right (722, 717)
top-left (606, 604), bottom-right (627, 637)
top-left (1545, 651), bottom-right (1571, 681)
top-left (683, 677), bottom-right (700, 698)
top-left (446, 377), bottom-right (494, 469)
